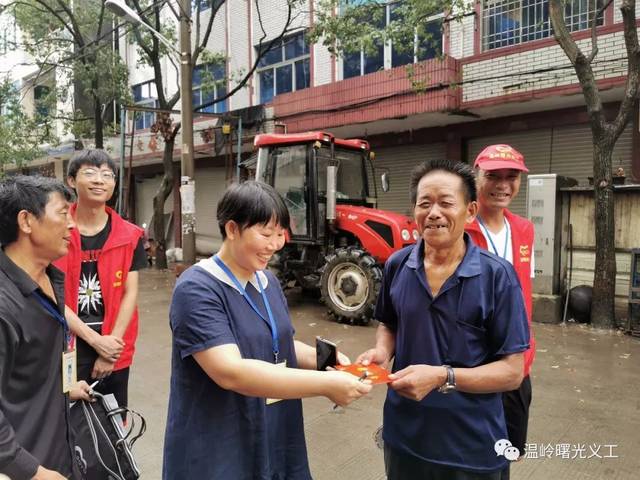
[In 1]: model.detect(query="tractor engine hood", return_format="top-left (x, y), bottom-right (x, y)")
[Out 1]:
top-left (334, 205), bottom-right (418, 263)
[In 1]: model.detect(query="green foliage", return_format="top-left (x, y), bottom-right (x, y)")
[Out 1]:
top-left (310, 0), bottom-right (468, 58)
top-left (0, 79), bottom-right (57, 169)
top-left (11, 0), bottom-right (130, 143)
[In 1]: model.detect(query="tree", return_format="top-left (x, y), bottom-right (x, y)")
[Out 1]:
top-left (549, 0), bottom-right (639, 328)
top-left (9, 0), bottom-right (131, 148)
top-left (312, 0), bottom-right (639, 329)
top-left (0, 78), bottom-right (56, 171)
top-left (127, 0), bottom-right (304, 268)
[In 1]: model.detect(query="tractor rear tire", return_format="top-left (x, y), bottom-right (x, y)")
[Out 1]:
top-left (320, 247), bottom-right (382, 325)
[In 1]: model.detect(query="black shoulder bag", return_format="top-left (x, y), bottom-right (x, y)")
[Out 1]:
top-left (70, 392), bottom-right (146, 480)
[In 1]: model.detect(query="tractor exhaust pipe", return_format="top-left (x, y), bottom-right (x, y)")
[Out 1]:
top-left (326, 164), bottom-right (337, 222)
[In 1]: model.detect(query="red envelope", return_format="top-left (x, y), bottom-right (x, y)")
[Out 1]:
top-left (336, 363), bottom-right (392, 384)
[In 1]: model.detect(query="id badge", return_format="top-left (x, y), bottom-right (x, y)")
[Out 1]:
top-left (62, 349), bottom-right (77, 394)
top-left (266, 360), bottom-right (287, 405)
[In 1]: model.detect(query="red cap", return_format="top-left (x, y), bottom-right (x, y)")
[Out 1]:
top-left (474, 144), bottom-right (529, 172)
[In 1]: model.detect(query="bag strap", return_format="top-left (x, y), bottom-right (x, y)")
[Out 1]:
top-left (97, 394), bottom-right (147, 448)
top-left (81, 400), bottom-right (126, 480)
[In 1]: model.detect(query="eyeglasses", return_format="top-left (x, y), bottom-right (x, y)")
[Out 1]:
top-left (78, 168), bottom-right (116, 182)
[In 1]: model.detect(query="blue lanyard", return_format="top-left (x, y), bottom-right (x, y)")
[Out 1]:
top-left (213, 255), bottom-right (280, 363)
top-left (477, 217), bottom-right (510, 259)
top-left (32, 291), bottom-right (72, 349)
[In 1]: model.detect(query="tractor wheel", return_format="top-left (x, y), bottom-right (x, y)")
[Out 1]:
top-left (268, 253), bottom-right (287, 289)
top-left (320, 247), bottom-right (382, 325)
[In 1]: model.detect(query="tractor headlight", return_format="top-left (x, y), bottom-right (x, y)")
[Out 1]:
top-left (401, 229), bottom-right (411, 241)
top-left (412, 229), bottom-right (420, 240)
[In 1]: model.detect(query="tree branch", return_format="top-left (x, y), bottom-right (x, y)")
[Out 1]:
top-left (587, 0), bottom-right (614, 63)
top-left (52, 0), bottom-right (86, 48)
top-left (195, 0), bottom-right (295, 111)
top-left (27, 0), bottom-right (85, 49)
top-left (611, 0), bottom-right (640, 137)
top-left (549, 0), bottom-right (606, 132)
top-left (193, 1), bottom-right (225, 65)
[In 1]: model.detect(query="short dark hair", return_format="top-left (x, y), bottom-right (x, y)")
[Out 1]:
top-left (67, 149), bottom-right (118, 179)
top-left (217, 181), bottom-right (290, 239)
top-left (0, 175), bottom-right (74, 246)
top-left (410, 159), bottom-right (477, 205)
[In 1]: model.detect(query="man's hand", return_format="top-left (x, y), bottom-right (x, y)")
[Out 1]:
top-left (389, 365), bottom-right (447, 402)
top-left (69, 380), bottom-right (94, 402)
top-left (91, 356), bottom-right (115, 380)
top-left (31, 465), bottom-right (67, 479)
top-left (91, 335), bottom-right (124, 362)
top-left (356, 347), bottom-right (391, 370)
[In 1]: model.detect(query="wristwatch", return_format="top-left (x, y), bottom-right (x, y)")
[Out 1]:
top-left (438, 365), bottom-right (456, 394)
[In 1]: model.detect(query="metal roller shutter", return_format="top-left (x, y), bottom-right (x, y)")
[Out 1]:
top-left (135, 174), bottom-right (174, 227)
top-left (466, 123), bottom-right (633, 217)
top-left (467, 129), bottom-right (554, 217)
top-left (194, 166), bottom-right (227, 255)
top-left (373, 143), bottom-right (447, 217)
top-left (551, 123), bottom-right (632, 185)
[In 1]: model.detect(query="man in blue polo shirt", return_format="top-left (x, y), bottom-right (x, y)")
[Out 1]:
top-left (359, 159), bottom-right (529, 479)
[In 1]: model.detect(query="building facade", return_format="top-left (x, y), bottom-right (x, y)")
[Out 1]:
top-left (2, 0), bottom-right (638, 316)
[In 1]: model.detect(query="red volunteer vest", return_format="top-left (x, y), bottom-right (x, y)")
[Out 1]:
top-left (466, 210), bottom-right (536, 377)
top-left (54, 204), bottom-right (144, 371)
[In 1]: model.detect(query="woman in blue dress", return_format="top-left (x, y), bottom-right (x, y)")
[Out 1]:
top-left (163, 181), bottom-right (371, 479)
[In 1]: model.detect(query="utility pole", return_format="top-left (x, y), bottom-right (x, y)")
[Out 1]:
top-left (179, 0), bottom-right (196, 265)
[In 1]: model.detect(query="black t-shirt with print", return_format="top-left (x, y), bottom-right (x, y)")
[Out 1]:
top-left (76, 217), bottom-right (147, 367)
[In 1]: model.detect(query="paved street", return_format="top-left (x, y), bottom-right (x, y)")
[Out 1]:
top-left (131, 269), bottom-right (640, 479)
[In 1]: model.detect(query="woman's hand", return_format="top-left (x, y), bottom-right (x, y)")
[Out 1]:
top-left (323, 370), bottom-right (372, 407)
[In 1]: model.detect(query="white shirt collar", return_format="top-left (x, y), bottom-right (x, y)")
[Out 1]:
top-left (196, 256), bottom-right (269, 293)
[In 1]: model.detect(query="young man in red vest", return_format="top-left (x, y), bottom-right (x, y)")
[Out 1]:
top-left (55, 149), bottom-right (146, 409)
top-left (465, 144), bottom-right (535, 479)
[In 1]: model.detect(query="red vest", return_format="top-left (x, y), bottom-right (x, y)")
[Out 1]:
top-left (54, 205), bottom-right (144, 371)
top-left (466, 210), bottom-right (536, 377)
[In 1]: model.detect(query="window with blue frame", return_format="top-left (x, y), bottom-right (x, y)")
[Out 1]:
top-left (192, 0), bottom-right (224, 13)
top-left (390, 4), bottom-right (442, 69)
top-left (342, 2), bottom-right (385, 79)
top-left (193, 62), bottom-right (227, 113)
top-left (342, 1), bottom-right (443, 79)
top-left (132, 81), bottom-right (157, 130)
top-left (256, 31), bottom-right (310, 104)
top-left (483, 0), bottom-right (604, 51)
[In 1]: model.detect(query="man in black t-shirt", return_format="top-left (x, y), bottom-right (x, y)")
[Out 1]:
top-left (75, 217), bottom-right (147, 406)
top-left (55, 149), bottom-right (146, 409)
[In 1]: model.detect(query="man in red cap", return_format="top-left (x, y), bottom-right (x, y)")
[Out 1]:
top-left (466, 144), bottom-right (535, 479)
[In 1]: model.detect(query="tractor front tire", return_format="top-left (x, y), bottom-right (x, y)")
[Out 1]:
top-left (320, 248), bottom-right (382, 325)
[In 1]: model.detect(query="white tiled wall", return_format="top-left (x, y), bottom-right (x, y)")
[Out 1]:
top-left (462, 29), bottom-right (629, 102)
top-left (227, 0), bottom-right (251, 109)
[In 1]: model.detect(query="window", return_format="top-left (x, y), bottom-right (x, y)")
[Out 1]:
top-left (483, 0), bottom-right (604, 51)
top-left (193, 63), bottom-right (227, 113)
top-left (132, 81), bottom-right (157, 130)
top-left (0, 16), bottom-right (17, 55)
top-left (343, 4), bottom-right (385, 79)
top-left (391, 6), bottom-right (443, 68)
top-left (256, 31), bottom-right (310, 104)
top-left (342, 2), bottom-right (443, 80)
top-left (192, 0), bottom-right (224, 13)
top-left (33, 85), bottom-right (50, 118)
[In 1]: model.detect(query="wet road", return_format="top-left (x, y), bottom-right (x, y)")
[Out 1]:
top-left (130, 269), bottom-right (640, 479)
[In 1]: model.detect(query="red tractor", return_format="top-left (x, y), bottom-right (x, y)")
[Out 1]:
top-left (254, 132), bottom-right (418, 324)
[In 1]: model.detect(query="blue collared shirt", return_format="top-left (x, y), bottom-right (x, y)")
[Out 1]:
top-left (163, 258), bottom-right (311, 480)
top-left (376, 234), bottom-right (529, 473)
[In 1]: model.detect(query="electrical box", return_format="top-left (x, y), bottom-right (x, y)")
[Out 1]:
top-left (527, 174), bottom-right (560, 295)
